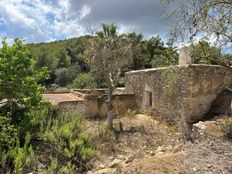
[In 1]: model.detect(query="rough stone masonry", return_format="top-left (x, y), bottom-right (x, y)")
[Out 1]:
top-left (43, 47), bottom-right (232, 125)
top-left (124, 47), bottom-right (232, 124)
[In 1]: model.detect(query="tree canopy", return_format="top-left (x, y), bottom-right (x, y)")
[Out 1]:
top-left (163, 0), bottom-right (232, 49)
top-left (0, 38), bottom-right (48, 116)
top-left (27, 27), bottom-right (178, 89)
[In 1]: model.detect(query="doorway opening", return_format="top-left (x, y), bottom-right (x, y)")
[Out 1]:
top-left (144, 90), bottom-right (152, 108)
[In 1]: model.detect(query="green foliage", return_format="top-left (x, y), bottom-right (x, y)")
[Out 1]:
top-left (11, 104), bottom-right (96, 173)
top-left (30, 105), bottom-right (95, 173)
top-left (14, 133), bottom-right (35, 174)
top-left (0, 38), bottom-right (95, 173)
top-left (189, 41), bottom-right (232, 66)
top-left (191, 41), bottom-right (222, 65)
top-left (26, 28), bottom-right (232, 89)
top-left (73, 72), bottom-right (96, 89)
top-left (222, 124), bottom-right (232, 139)
top-left (26, 29), bottom-right (182, 88)
top-left (57, 49), bottom-right (71, 68)
top-left (47, 156), bottom-right (58, 173)
top-left (58, 162), bottom-right (75, 174)
top-left (0, 116), bottom-right (18, 173)
top-left (54, 68), bottom-right (73, 87)
top-left (0, 38), bottom-right (48, 117)
top-left (0, 131), bottom-right (37, 174)
top-left (124, 108), bottom-right (137, 117)
top-left (97, 23), bottom-right (117, 38)
top-left (28, 36), bottom-right (90, 86)
top-left (163, 0), bottom-right (232, 50)
top-left (124, 32), bottom-right (144, 70)
top-left (0, 38), bottom-right (46, 173)
top-left (0, 116), bottom-right (17, 151)
top-left (142, 36), bottom-right (178, 68)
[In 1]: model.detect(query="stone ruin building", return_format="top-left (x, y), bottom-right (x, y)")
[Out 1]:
top-left (43, 47), bottom-right (232, 125)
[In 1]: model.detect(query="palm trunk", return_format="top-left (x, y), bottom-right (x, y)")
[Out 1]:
top-left (107, 87), bottom-right (113, 129)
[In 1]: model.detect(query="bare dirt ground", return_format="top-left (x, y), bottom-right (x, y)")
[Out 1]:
top-left (84, 114), bottom-right (232, 174)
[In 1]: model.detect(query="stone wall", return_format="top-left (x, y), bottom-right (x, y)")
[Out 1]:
top-left (74, 88), bottom-right (125, 95)
top-left (75, 89), bottom-right (108, 95)
top-left (72, 88), bottom-right (134, 118)
top-left (124, 65), bottom-right (232, 123)
top-left (82, 93), bottom-right (136, 118)
top-left (184, 65), bottom-right (232, 121)
top-left (58, 100), bottom-right (85, 115)
top-left (97, 94), bottom-right (136, 118)
top-left (54, 90), bottom-right (135, 118)
top-left (125, 66), bottom-right (186, 123)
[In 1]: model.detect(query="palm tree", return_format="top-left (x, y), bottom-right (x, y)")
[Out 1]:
top-left (87, 23), bottom-right (133, 129)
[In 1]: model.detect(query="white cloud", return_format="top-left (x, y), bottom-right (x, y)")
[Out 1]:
top-left (0, 0), bottom-right (36, 28)
top-left (79, 5), bottom-right (91, 20)
top-left (0, 0), bottom-right (176, 44)
top-left (0, 0), bottom-right (86, 43)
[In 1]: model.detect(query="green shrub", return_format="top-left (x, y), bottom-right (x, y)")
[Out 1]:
top-left (55, 68), bottom-right (73, 87)
top-left (124, 108), bottom-right (137, 117)
top-left (47, 156), bottom-right (58, 173)
top-left (73, 72), bottom-right (96, 89)
top-left (41, 110), bottom-right (95, 173)
top-left (222, 124), bottom-right (232, 139)
top-left (0, 116), bottom-right (18, 152)
top-left (13, 132), bottom-right (37, 174)
top-left (58, 162), bottom-right (75, 174)
top-left (0, 103), bottom-right (95, 173)
top-left (0, 129), bottom-right (37, 174)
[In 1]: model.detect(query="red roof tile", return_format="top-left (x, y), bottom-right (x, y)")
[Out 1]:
top-left (42, 93), bottom-right (83, 103)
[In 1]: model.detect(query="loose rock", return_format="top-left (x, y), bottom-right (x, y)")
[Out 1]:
top-left (108, 159), bottom-right (121, 168)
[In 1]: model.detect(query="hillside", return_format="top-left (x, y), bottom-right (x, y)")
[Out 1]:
top-left (27, 35), bottom-right (232, 92)
top-left (27, 36), bottom-right (92, 87)
top-left (26, 34), bottom-right (179, 89)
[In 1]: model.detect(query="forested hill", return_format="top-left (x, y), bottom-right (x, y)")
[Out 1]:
top-left (27, 33), bottom-right (230, 90)
top-left (27, 34), bottom-right (179, 89)
top-left (27, 36), bottom-right (92, 88)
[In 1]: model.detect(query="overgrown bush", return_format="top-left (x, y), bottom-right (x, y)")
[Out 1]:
top-left (55, 68), bottom-right (73, 87)
top-left (222, 124), bottom-right (232, 139)
top-left (0, 104), bottom-right (95, 173)
top-left (73, 72), bottom-right (96, 89)
top-left (30, 105), bottom-right (95, 173)
top-left (0, 38), bottom-right (95, 173)
top-left (0, 124), bottom-right (37, 174)
top-left (0, 116), bottom-right (17, 152)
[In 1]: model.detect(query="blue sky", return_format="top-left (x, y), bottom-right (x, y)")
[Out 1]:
top-left (0, 0), bottom-right (174, 44)
top-left (0, 0), bottom-right (85, 43)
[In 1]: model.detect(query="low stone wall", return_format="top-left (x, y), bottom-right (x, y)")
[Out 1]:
top-left (75, 89), bottom-right (108, 95)
top-left (82, 93), bottom-right (136, 118)
top-left (52, 91), bottom-right (135, 118)
top-left (74, 88), bottom-right (125, 95)
top-left (57, 100), bottom-right (85, 115)
top-left (84, 94), bottom-right (98, 117)
top-left (97, 94), bottom-right (136, 118)
top-left (125, 65), bottom-right (232, 123)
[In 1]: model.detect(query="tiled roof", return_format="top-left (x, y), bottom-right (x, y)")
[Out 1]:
top-left (42, 93), bottom-right (83, 103)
